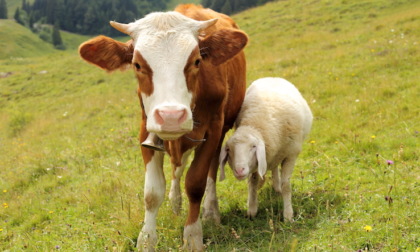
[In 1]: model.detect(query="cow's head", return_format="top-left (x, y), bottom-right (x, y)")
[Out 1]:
top-left (79, 11), bottom-right (247, 140)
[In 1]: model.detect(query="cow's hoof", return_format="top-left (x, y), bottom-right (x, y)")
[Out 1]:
top-left (247, 207), bottom-right (258, 219)
top-left (202, 202), bottom-right (221, 224)
top-left (183, 220), bottom-right (204, 251)
top-left (137, 228), bottom-right (157, 252)
top-left (283, 209), bottom-right (294, 223)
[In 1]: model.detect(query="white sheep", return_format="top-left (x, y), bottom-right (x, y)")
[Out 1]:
top-left (219, 77), bottom-right (313, 222)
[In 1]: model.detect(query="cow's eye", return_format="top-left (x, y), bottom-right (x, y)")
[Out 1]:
top-left (134, 63), bottom-right (141, 70)
top-left (194, 59), bottom-right (201, 68)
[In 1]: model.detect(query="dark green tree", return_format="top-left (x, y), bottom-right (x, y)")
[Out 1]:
top-left (0, 0), bottom-right (8, 19)
top-left (29, 12), bottom-right (35, 29)
top-left (14, 8), bottom-right (24, 25)
top-left (22, 0), bottom-right (30, 12)
top-left (46, 0), bottom-right (56, 23)
top-left (52, 21), bottom-right (65, 49)
top-left (210, 0), bottom-right (225, 12)
top-left (221, 0), bottom-right (232, 14)
top-left (202, 0), bottom-right (212, 8)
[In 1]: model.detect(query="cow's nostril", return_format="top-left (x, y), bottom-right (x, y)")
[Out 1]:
top-left (155, 108), bottom-right (187, 126)
top-left (177, 109), bottom-right (187, 124)
top-left (155, 110), bottom-right (165, 125)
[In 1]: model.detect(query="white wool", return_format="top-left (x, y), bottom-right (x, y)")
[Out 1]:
top-left (235, 77), bottom-right (312, 168)
top-left (220, 77), bottom-right (313, 221)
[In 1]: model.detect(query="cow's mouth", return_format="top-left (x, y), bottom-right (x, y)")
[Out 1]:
top-left (155, 130), bottom-right (190, 141)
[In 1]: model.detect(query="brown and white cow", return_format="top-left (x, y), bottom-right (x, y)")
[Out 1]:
top-left (79, 4), bottom-right (247, 251)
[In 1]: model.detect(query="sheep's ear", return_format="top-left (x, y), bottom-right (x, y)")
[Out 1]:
top-left (256, 140), bottom-right (267, 179)
top-left (219, 145), bottom-right (228, 181)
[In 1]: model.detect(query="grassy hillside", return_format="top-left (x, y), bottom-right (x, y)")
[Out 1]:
top-left (0, 19), bottom-right (121, 58)
top-left (0, 0), bottom-right (419, 251)
top-left (0, 20), bottom-right (56, 58)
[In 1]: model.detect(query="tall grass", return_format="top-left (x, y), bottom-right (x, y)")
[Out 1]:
top-left (1, 0), bottom-right (419, 251)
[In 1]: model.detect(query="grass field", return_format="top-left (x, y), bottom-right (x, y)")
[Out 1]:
top-left (0, 0), bottom-right (419, 251)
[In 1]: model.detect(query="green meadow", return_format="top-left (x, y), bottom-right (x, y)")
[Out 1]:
top-left (0, 0), bottom-right (419, 251)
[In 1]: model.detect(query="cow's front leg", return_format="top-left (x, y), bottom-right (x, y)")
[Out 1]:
top-left (203, 129), bottom-right (227, 224)
top-left (183, 164), bottom-right (207, 251)
top-left (169, 150), bottom-right (192, 215)
top-left (137, 151), bottom-right (165, 251)
top-left (183, 139), bottom-right (220, 250)
top-left (202, 154), bottom-right (221, 224)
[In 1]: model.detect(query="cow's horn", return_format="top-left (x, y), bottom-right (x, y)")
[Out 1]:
top-left (198, 18), bottom-right (218, 32)
top-left (110, 21), bottom-right (131, 35)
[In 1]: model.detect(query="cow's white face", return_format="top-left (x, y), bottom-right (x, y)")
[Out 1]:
top-left (112, 12), bottom-right (217, 140)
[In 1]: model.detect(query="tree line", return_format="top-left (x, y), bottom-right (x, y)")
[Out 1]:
top-left (202, 0), bottom-right (275, 15)
top-left (0, 0), bottom-right (7, 19)
top-left (3, 0), bottom-right (276, 49)
top-left (13, 0), bottom-right (169, 36)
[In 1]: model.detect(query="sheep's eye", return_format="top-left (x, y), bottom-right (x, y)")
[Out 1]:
top-left (194, 59), bottom-right (201, 68)
top-left (134, 63), bottom-right (141, 70)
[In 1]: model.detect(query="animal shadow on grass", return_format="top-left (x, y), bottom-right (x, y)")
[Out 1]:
top-left (204, 185), bottom-right (345, 250)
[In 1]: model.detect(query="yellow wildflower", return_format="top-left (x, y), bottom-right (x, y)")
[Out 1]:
top-left (363, 225), bottom-right (372, 232)
top-left (49, 211), bottom-right (54, 214)
top-left (371, 135), bottom-right (376, 139)
top-left (2, 189), bottom-right (6, 193)
top-left (310, 140), bottom-right (316, 144)
top-left (3, 203), bottom-right (9, 208)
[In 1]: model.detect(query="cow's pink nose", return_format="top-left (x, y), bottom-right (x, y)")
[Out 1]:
top-left (235, 167), bottom-right (246, 176)
top-left (154, 108), bottom-right (187, 126)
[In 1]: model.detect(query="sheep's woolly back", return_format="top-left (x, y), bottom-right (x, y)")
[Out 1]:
top-left (235, 77), bottom-right (313, 168)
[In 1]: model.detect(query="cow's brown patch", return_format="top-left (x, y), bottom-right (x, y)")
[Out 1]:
top-left (140, 121), bottom-right (154, 166)
top-left (144, 192), bottom-right (159, 210)
top-left (133, 51), bottom-right (154, 96)
top-left (184, 46), bottom-right (201, 94)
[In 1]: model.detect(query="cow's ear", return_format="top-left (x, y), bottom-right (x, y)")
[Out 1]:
top-left (199, 29), bottom-right (248, 66)
top-left (79, 35), bottom-right (134, 71)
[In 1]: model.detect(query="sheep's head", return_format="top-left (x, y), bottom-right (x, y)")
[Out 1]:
top-left (219, 127), bottom-right (267, 181)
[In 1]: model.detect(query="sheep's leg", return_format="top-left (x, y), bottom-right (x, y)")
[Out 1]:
top-left (247, 172), bottom-right (259, 218)
top-left (272, 165), bottom-right (281, 193)
top-left (280, 156), bottom-right (297, 222)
